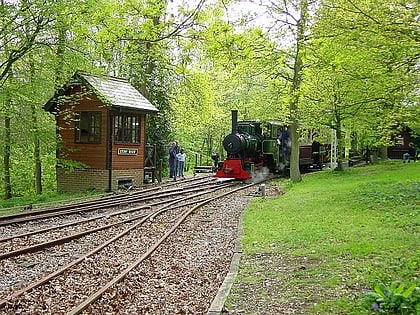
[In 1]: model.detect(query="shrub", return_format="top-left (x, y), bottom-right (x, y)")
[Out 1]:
top-left (364, 282), bottom-right (419, 314)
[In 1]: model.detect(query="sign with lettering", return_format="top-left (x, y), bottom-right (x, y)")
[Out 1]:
top-left (118, 148), bottom-right (138, 155)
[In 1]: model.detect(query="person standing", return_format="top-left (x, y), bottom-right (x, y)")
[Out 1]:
top-left (211, 152), bottom-right (219, 172)
top-left (169, 141), bottom-right (180, 178)
top-left (277, 126), bottom-right (291, 166)
top-left (403, 143), bottom-right (417, 163)
top-left (176, 149), bottom-right (187, 179)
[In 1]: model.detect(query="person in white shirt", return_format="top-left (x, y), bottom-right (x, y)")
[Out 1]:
top-left (176, 149), bottom-right (186, 179)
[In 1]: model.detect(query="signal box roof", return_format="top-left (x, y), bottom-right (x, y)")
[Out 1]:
top-left (44, 72), bottom-right (159, 114)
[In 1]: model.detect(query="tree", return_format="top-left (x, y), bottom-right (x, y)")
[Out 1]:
top-left (2, 98), bottom-right (12, 199)
top-left (83, 0), bottom-right (209, 165)
top-left (0, 0), bottom-right (57, 86)
top-left (0, 0), bottom-right (104, 198)
top-left (169, 2), bottom-right (282, 158)
top-left (288, 0), bottom-right (309, 181)
top-left (237, 0), bottom-right (313, 181)
top-left (303, 0), bottom-right (419, 168)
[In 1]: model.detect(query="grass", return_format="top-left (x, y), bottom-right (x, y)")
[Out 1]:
top-left (228, 160), bottom-right (419, 314)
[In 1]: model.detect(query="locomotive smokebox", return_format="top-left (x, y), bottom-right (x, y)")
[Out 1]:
top-left (223, 134), bottom-right (246, 155)
top-left (231, 109), bottom-right (238, 134)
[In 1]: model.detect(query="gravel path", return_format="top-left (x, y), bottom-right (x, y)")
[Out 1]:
top-left (80, 187), bottom-right (258, 314)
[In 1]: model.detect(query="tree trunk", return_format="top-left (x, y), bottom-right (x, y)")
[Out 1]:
top-left (4, 110), bottom-right (12, 199)
top-left (34, 137), bottom-right (42, 194)
top-left (289, 121), bottom-right (301, 181)
top-left (379, 146), bottom-right (387, 159)
top-left (335, 122), bottom-right (345, 171)
top-left (29, 62), bottom-right (42, 195)
top-left (289, 0), bottom-right (308, 183)
top-left (137, 16), bottom-right (160, 99)
top-left (32, 103), bottom-right (42, 194)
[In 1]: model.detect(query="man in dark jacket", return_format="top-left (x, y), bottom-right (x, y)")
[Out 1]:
top-left (169, 141), bottom-right (180, 178)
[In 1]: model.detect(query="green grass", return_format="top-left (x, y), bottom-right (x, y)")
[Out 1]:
top-left (229, 161), bottom-right (419, 314)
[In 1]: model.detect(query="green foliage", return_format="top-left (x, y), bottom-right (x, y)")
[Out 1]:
top-left (145, 88), bottom-right (173, 170)
top-left (363, 282), bottom-right (419, 314)
top-left (116, 0), bottom-right (176, 165)
top-left (303, 0), bottom-right (419, 162)
top-left (169, 3), bottom-right (284, 159)
top-left (1, 0), bottom-right (419, 198)
top-left (0, 0), bottom-right (105, 199)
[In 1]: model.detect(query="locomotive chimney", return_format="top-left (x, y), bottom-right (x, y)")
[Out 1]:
top-left (231, 110), bottom-right (238, 134)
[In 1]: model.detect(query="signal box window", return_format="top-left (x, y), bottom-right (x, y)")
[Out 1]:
top-left (114, 114), bottom-right (140, 144)
top-left (75, 112), bottom-right (101, 143)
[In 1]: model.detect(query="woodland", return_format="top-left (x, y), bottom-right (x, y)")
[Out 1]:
top-left (0, 0), bottom-right (419, 199)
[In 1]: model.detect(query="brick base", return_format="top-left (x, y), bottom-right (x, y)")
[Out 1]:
top-left (57, 168), bottom-right (144, 192)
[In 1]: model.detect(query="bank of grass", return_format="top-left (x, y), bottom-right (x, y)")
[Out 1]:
top-left (229, 160), bottom-right (419, 314)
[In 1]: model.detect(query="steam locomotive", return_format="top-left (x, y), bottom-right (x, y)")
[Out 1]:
top-left (214, 110), bottom-right (326, 180)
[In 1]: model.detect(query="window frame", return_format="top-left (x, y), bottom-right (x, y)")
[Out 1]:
top-left (74, 111), bottom-right (102, 143)
top-left (114, 114), bottom-right (141, 144)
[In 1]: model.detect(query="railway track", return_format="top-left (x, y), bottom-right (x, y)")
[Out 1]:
top-left (0, 180), bottom-right (231, 260)
top-left (0, 175), bottom-right (212, 227)
top-left (0, 175), bottom-right (261, 314)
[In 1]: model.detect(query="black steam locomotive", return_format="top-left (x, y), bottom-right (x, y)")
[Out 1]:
top-left (214, 110), bottom-right (326, 180)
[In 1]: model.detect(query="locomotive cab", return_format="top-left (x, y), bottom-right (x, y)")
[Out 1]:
top-left (262, 121), bottom-right (284, 173)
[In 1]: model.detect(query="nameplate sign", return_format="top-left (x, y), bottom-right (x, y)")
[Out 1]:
top-left (118, 148), bottom-right (138, 155)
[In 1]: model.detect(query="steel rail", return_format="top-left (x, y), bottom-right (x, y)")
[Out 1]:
top-left (0, 182), bottom-right (230, 242)
top-left (68, 182), bottom-right (256, 315)
top-left (0, 183), bottom-right (230, 260)
top-left (0, 182), bottom-right (239, 309)
top-left (0, 210), bottom-right (149, 260)
top-left (0, 180), bottom-right (224, 227)
top-left (0, 175), bottom-right (212, 222)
